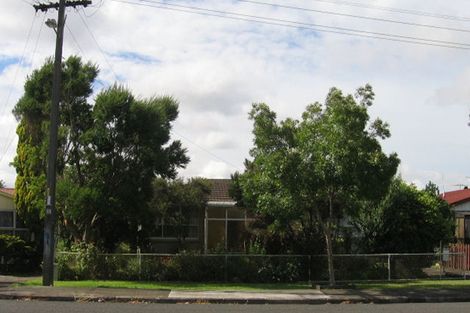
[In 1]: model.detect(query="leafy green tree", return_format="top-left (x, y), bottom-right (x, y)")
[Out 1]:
top-left (354, 178), bottom-right (454, 253)
top-left (57, 86), bottom-right (189, 251)
top-left (13, 56), bottom-right (98, 238)
top-left (148, 178), bottom-right (210, 249)
top-left (13, 57), bottom-right (189, 251)
top-left (237, 85), bottom-right (399, 286)
top-left (0, 180), bottom-right (5, 188)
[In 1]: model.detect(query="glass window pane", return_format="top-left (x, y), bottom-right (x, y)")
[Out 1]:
top-left (227, 220), bottom-right (247, 252)
top-left (0, 212), bottom-right (13, 227)
top-left (207, 220), bottom-right (225, 250)
top-left (227, 207), bottom-right (245, 219)
top-left (207, 207), bottom-right (225, 218)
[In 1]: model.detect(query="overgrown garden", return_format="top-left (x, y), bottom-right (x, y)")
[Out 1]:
top-left (2, 57), bottom-right (455, 286)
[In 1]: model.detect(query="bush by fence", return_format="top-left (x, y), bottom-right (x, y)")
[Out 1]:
top-left (0, 234), bottom-right (38, 274)
top-left (55, 249), bottom-right (465, 283)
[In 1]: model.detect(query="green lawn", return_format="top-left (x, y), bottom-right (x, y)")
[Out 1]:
top-left (20, 279), bottom-right (311, 291)
top-left (355, 279), bottom-right (470, 290)
top-left (20, 279), bottom-right (470, 291)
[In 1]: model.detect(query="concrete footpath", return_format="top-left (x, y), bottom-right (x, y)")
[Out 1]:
top-left (1, 276), bottom-right (470, 304)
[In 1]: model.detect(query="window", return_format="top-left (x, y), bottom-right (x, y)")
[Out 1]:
top-left (154, 216), bottom-right (199, 240)
top-left (0, 211), bottom-right (13, 228)
top-left (205, 206), bottom-right (255, 252)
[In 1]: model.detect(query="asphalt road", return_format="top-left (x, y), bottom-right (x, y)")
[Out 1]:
top-left (2, 300), bottom-right (470, 313)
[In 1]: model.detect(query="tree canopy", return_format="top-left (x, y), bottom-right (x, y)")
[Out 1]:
top-left (13, 56), bottom-right (189, 251)
top-left (354, 178), bottom-right (454, 253)
top-left (13, 56), bottom-right (98, 237)
top-left (236, 85), bottom-right (399, 285)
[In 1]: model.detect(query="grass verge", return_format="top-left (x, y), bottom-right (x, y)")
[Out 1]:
top-left (19, 279), bottom-right (470, 291)
top-left (355, 279), bottom-right (470, 290)
top-left (20, 279), bottom-right (311, 291)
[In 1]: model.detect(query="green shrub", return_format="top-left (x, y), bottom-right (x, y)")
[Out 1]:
top-left (0, 235), bottom-right (37, 274)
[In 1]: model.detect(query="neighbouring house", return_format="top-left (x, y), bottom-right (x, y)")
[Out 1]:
top-left (0, 187), bottom-right (29, 240)
top-left (149, 179), bottom-right (255, 253)
top-left (441, 188), bottom-right (470, 243)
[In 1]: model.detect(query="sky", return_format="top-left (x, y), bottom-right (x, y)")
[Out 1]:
top-left (1, 0), bottom-right (470, 192)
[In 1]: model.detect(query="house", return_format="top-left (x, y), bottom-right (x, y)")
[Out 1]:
top-left (441, 188), bottom-right (470, 243)
top-left (149, 179), bottom-right (255, 253)
top-left (0, 187), bottom-right (29, 240)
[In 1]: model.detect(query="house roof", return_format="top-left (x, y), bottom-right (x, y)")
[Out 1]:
top-left (0, 181), bottom-right (237, 203)
top-left (0, 188), bottom-right (14, 198)
top-left (207, 179), bottom-right (234, 202)
top-left (441, 188), bottom-right (470, 205)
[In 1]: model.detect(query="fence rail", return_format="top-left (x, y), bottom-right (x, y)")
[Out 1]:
top-left (447, 243), bottom-right (470, 271)
top-left (55, 251), bottom-right (467, 283)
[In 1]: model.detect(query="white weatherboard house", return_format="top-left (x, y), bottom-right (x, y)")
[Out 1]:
top-left (441, 188), bottom-right (470, 243)
top-left (0, 188), bottom-right (28, 240)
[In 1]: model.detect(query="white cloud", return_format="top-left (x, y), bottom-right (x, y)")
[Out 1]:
top-left (2, 0), bottom-right (470, 191)
top-left (197, 160), bottom-right (234, 178)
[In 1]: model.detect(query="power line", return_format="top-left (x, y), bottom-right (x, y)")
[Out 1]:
top-left (307, 0), bottom-right (470, 22)
top-left (83, 0), bottom-right (105, 17)
top-left (66, 23), bottom-right (85, 56)
top-left (0, 15), bottom-right (46, 162)
top-left (76, 8), bottom-right (120, 82)
top-left (237, 0), bottom-right (470, 33)
top-left (111, 0), bottom-right (470, 50)
top-left (171, 130), bottom-right (240, 170)
top-left (29, 13), bottom-right (46, 75)
top-left (0, 15), bottom-right (37, 118)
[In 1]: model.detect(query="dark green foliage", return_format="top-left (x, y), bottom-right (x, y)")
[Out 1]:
top-left (57, 86), bottom-right (189, 251)
top-left (235, 85), bottom-right (399, 285)
top-left (13, 56), bottom-right (98, 238)
top-left (354, 178), bottom-right (455, 253)
top-left (0, 235), bottom-right (38, 273)
top-left (56, 249), bottom-right (307, 283)
top-left (13, 56), bottom-right (189, 251)
top-left (148, 178), bottom-right (210, 249)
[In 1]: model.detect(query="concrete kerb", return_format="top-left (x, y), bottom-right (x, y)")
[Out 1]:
top-left (3, 292), bottom-right (470, 304)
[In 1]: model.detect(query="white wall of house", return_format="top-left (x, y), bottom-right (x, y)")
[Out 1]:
top-left (452, 201), bottom-right (470, 214)
top-left (0, 191), bottom-right (16, 232)
top-left (0, 192), bottom-right (15, 211)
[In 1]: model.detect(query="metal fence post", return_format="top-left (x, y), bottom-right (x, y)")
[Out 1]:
top-left (439, 251), bottom-right (443, 280)
top-left (308, 255), bottom-right (312, 285)
top-left (224, 255), bottom-right (228, 282)
top-left (387, 254), bottom-right (391, 281)
top-left (137, 248), bottom-right (142, 280)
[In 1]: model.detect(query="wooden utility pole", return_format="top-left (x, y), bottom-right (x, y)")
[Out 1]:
top-left (32, 0), bottom-right (92, 287)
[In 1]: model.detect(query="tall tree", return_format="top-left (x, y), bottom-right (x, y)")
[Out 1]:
top-left (57, 86), bottom-right (189, 251)
top-left (13, 57), bottom-right (189, 251)
top-left (237, 85), bottom-right (399, 286)
top-left (13, 56), bottom-right (98, 238)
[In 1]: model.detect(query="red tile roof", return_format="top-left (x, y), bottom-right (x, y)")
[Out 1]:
top-left (441, 189), bottom-right (470, 205)
top-left (0, 188), bottom-right (14, 197)
top-left (207, 179), bottom-right (234, 202)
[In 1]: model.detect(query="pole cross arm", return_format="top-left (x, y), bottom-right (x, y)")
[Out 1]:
top-left (33, 0), bottom-right (92, 12)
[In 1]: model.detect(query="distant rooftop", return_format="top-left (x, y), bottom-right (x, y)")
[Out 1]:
top-left (0, 188), bottom-right (14, 197)
top-left (0, 180), bottom-right (236, 202)
top-left (207, 179), bottom-right (234, 202)
top-left (441, 188), bottom-right (470, 205)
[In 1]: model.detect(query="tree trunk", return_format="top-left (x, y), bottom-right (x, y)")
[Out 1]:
top-left (324, 225), bottom-right (336, 287)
